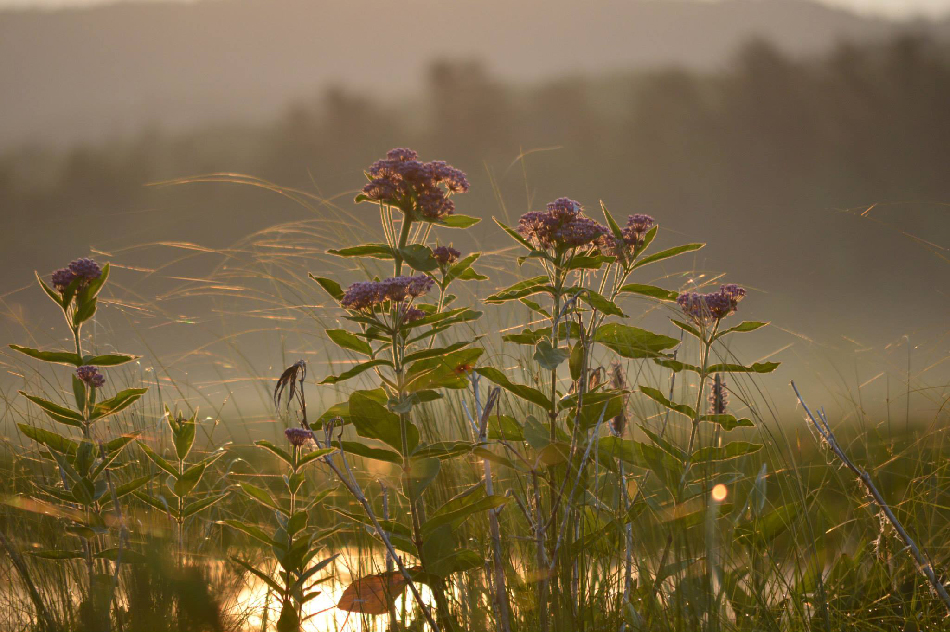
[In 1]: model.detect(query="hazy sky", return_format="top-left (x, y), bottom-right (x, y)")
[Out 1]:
top-left (0, 0), bottom-right (948, 20)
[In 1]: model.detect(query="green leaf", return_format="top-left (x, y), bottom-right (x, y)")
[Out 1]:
top-left (72, 375), bottom-right (86, 411)
top-left (594, 324), bottom-right (680, 359)
top-left (296, 447), bottom-right (335, 468)
top-left (397, 244), bottom-right (438, 272)
top-left (473, 367), bottom-right (552, 411)
top-left (569, 340), bottom-right (584, 382)
top-left (639, 385), bottom-right (696, 419)
top-left (493, 217), bottom-right (536, 252)
top-left (287, 510), bottom-right (308, 536)
top-left (326, 329), bottom-right (373, 356)
top-left (405, 457), bottom-right (441, 501)
top-left (230, 556), bottom-right (283, 594)
top-left (173, 418), bottom-right (197, 462)
top-left (172, 463), bottom-right (206, 497)
top-left (349, 391), bottom-right (417, 455)
top-left (137, 442), bottom-right (179, 477)
top-left (111, 475), bottom-right (152, 500)
top-left (706, 362), bottom-right (781, 374)
top-left (413, 441), bottom-right (475, 460)
top-left (72, 297), bottom-right (97, 327)
top-left (90, 388), bottom-right (148, 421)
top-left (319, 359), bottom-right (390, 385)
top-left (653, 358), bottom-right (700, 374)
top-left (670, 319), bottom-right (702, 340)
top-left (533, 339), bottom-right (569, 371)
top-left (239, 483), bottom-right (281, 513)
top-left (255, 440), bottom-right (293, 466)
top-left (17, 423), bottom-right (78, 455)
top-left (423, 493), bottom-right (509, 536)
top-left (691, 441), bottom-right (763, 463)
top-left (618, 284), bottom-right (679, 302)
top-left (582, 290), bottom-right (625, 316)
top-left (35, 272), bottom-right (65, 309)
top-left (565, 254), bottom-right (615, 270)
top-left (484, 276), bottom-right (549, 303)
top-left (82, 353), bottom-right (138, 367)
top-left (405, 348), bottom-right (483, 392)
top-left (444, 253), bottom-right (480, 284)
top-left (337, 441), bottom-right (402, 464)
top-left (308, 274), bottom-right (344, 301)
top-left (438, 214), bottom-right (481, 228)
top-left (699, 414), bottom-right (754, 431)
top-left (95, 548), bottom-right (147, 563)
top-left (716, 321), bottom-right (769, 337)
top-left (487, 415), bottom-right (524, 441)
top-left (736, 503), bottom-right (798, 548)
top-left (402, 340), bottom-right (475, 364)
top-left (632, 243), bottom-right (704, 269)
top-left (82, 263), bottom-right (109, 300)
top-left (601, 202), bottom-right (625, 244)
top-left (9, 345), bottom-right (82, 366)
top-left (327, 244), bottom-right (394, 259)
top-left (19, 392), bottom-right (84, 427)
top-left (31, 550), bottom-right (84, 560)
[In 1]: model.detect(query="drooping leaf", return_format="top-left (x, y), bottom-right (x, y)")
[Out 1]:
top-left (308, 275), bottom-right (344, 301)
top-left (705, 362), bottom-right (780, 374)
top-left (349, 391), bottom-right (417, 454)
top-left (336, 441), bottom-right (402, 464)
top-left (582, 290), bottom-right (625, 317)
top-left (19, 392), bottom-right (84, 428)
top-left (639, 386), bottom-right (696, 419)
top-left (320, 359), bottom-right (391, 385)
top-left (255, 440), bottom-right (293, 466)
top-left (137, 442), bottom-right (179, 477)
top-left (238, 483), bottom-right (282, 513)
top-left (222, 520), bottom-right (279, 547)
top-left (17, 423), bottom-right (78, 455)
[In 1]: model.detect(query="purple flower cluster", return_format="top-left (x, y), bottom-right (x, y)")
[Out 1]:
top-left (398, 304), bottom-right (426, 325)
top-left (677, 284), bottom-right (747, 325)
top-left (432, 245), bottom-right (461, 267)
top-left (76, 365), bottom-right (106, 388)
top-left (340, 275), bottom-right (434, 311)
top-left (51, 258), bottom-right (103, 292)
top-left (598, 214), bottom-right (656, 258)
top-left (518, 198), bottom-right (608, 251)
top-left (285, 427), bottom-right (312, 447)
top-left (360, 148), bottom-right (470, 220)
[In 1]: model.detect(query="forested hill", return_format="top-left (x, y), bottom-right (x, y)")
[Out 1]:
top-left (1, 0), bottom-right (942, 148)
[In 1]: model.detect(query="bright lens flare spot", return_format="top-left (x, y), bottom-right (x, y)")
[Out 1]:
top-left (711, 484), bottom-right (728, 502)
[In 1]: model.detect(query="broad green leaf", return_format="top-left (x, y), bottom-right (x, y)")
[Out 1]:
top-left (19, 392), bottom-right (84, 427)
top-left (566, 254), bottom-right (615, 270)
top-left (397, 244), bottom-right (438, 272)
top-left (319, 359), bottom-right (390, 385)
top-left (473, 367), bottom-right (552, 411)
top-left (594, 324), bottom-right (679, 359)
top-left (691, 441), bottom-right (763, 463)
top-left (326, 329), bottom-right (373, 356)
top-left (444, 253), bottom-right (480, 284)
top-left (670, 319), bottom-right (702, 340)
top-left (173, 418), bottom-right (197, 462)
top-left (493, 217), bottom-right (536, 252)
top-left (308, 274), bottom-right (344, 301)
top-left (337, 440), bottom-right (402, 464)
top-left (239, 483), bottom-right (281, 513)
top-left (699, 414), bottom-right (754, 431)
top-left (533, 340), bottom-right (569, 371)
top-left (582, 290), bottom-right (625, 317)
top-left (256, 440), bottom-right (293, 466)
top-left (110, 475), bottom-right (152, 500)
top-left (327, 244), bottom-right (393, 259)
top-left (17, 423), bottom-right (77, 455)
top-left (9, 345), bottom-right (82, 366)
top-left (569, 340), bottom-right (584, 381)
top-left (287, 510), bottom-right (308, 536)
top-left (72, 298), bottom-right (97, 326)
top-left (653, 358), bottom-right (700, 374)
top-left (137, 442), bottom-right (179, 477)
top-left (405, 348), bottom-right (483, 392)
top-left (296, 447), bottom-right (335, 468)
top-left (72, 374), bottom-right (86, 411)
top-left (35, 272), bottom-right (65, 309)
top-left (402, 340), bottom-right (475, 363)
top-left (639, 386), bottom-right (696, 419)
top-left (487, 415), bottom-right (524, 441)
top-left (706, 362), bottom-right (780, 374)
top-left (405, 456), bottom-right (441, 501)
top-left (90, 388), bottom-right (148, 421)
top-left (484, 276), bottom-right (548, 303)
top-left (83, 353), bottom-right (138, 367)
top-left (437, 214), bottom-right (480, 228)
top-left (349, 391), bottom-right (417, 454)
top-left (230, 557), bottom-right (283, 594)
top-left (618, 284), bottom-right (679, 302)
top-left (172, 463), bottom-right (206, 497)
top-left (716, 321), bottom-right (769, 337)
top-left (632, 243), bottom-right (704, 269)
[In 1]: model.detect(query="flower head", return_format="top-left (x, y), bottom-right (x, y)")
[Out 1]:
top-left (76, 365), bottom-right (105, 388)
top-left (398, 304), bottom-right (426, 325)
top-left (518, 198), bottom-right (607, 251)
top-left (51, 268), bottom-right (77, 292)
top-left (68, 258), bottom-right (102, 281)
top-left (433, 245), bottom-right (461, 267)
top-left (597, 213), bottom-right (656, 259)
top-left (340, 276), bottom-right (434, 312)
top-left (358, 149), bottom-right (469, 219)
top-left (677, 284), bottom-right (747, 325)
top-left (285, 427), bottom-right (312, 447)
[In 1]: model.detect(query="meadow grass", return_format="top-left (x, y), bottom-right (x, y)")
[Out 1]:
top-left (0, 156), bottom-right (948, 632)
